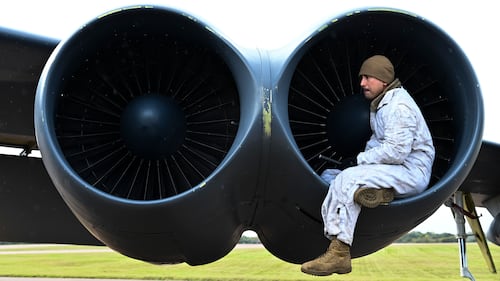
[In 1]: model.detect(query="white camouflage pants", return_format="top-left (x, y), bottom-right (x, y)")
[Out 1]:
top-left (320, 164), bottom-right (428, 245)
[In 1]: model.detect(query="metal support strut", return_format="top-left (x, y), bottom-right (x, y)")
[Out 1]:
top-left (448, 191), bottom-right (475, 280)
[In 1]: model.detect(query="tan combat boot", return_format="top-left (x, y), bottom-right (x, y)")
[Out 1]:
top-left (354, 187), bottom-right (394, 208)
top-left (300, 238), bottom-right (352, 276)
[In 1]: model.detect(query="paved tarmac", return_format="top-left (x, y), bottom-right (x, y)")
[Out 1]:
top-left (0, 278), bottom-right (177, 281)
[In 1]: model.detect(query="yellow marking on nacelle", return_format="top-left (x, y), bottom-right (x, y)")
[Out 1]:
top-left (263, 88), bottom-right (272, 137)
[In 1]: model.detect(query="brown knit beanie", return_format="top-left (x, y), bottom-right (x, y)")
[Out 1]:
top-left (359, 55), bottom-right (395, 83)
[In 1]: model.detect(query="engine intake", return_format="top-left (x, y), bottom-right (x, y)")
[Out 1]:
top-left (35, 6), bottom-right (260, 265)
top-left (285, 9), bottom-right (483, 256)
top-left (52, 8), bottom-right (240, 200)
top-left (252, 8), bottom-right (483, 262)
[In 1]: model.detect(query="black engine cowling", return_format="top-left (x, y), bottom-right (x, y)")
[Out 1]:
top-left (35, 6), bottom-right (483, 264)
top-left (35, 6), bottom-right (263, 265)
top-left (257, 8), bottom-right (482, 261)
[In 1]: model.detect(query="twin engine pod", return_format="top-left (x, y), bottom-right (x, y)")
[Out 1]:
top-left (35, 6), bottom-right (483, 264)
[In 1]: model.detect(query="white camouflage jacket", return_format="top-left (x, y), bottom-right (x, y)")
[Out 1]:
top-left (357, 86), bottom-right (435, 181)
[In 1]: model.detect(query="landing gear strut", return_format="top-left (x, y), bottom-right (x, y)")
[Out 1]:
top-left (446, 191), bottom-right (497, 280)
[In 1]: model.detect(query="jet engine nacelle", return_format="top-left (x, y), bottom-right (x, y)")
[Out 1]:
top-left (35, 6), bottom-right (263, 265)
top-left (35, 6), bottom-right (483, 264)
top-left (258, 9), bottom-right (483, 261)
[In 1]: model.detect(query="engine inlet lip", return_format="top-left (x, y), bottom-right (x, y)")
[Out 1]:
top-left (35, 5), bottom-right (244, 203)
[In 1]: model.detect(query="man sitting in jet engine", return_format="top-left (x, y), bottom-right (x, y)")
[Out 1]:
top-left (301, 55), bottom-right (435, 276)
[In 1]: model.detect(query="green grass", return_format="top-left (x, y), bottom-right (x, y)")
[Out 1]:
top-left (0, 243), bottom-right (499, 280)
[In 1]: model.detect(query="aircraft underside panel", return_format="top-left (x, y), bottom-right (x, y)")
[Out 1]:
top-left (0, 154), bottom-right (100, 245)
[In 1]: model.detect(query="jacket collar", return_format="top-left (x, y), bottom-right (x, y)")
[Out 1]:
top-left (370, 78), bottom-right (401, 112)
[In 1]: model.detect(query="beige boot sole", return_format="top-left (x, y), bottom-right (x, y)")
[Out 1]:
top-left (301, 265), bottom-right (352, 276)
top-left (354, 187), bottom-right (394, 208)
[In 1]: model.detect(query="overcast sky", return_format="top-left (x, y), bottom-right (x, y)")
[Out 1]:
top-left (0, 0), bottom-right (497, 234)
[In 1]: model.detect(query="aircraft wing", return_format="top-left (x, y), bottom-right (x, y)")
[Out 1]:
top-left (459, 141), bottom-right (500, 246)
top-left (0, 27), bottom-right (56, 149)
top-left (0, 27), bottom-right (101, 245)
top-left (459, 141), bottom-right (500, 208)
